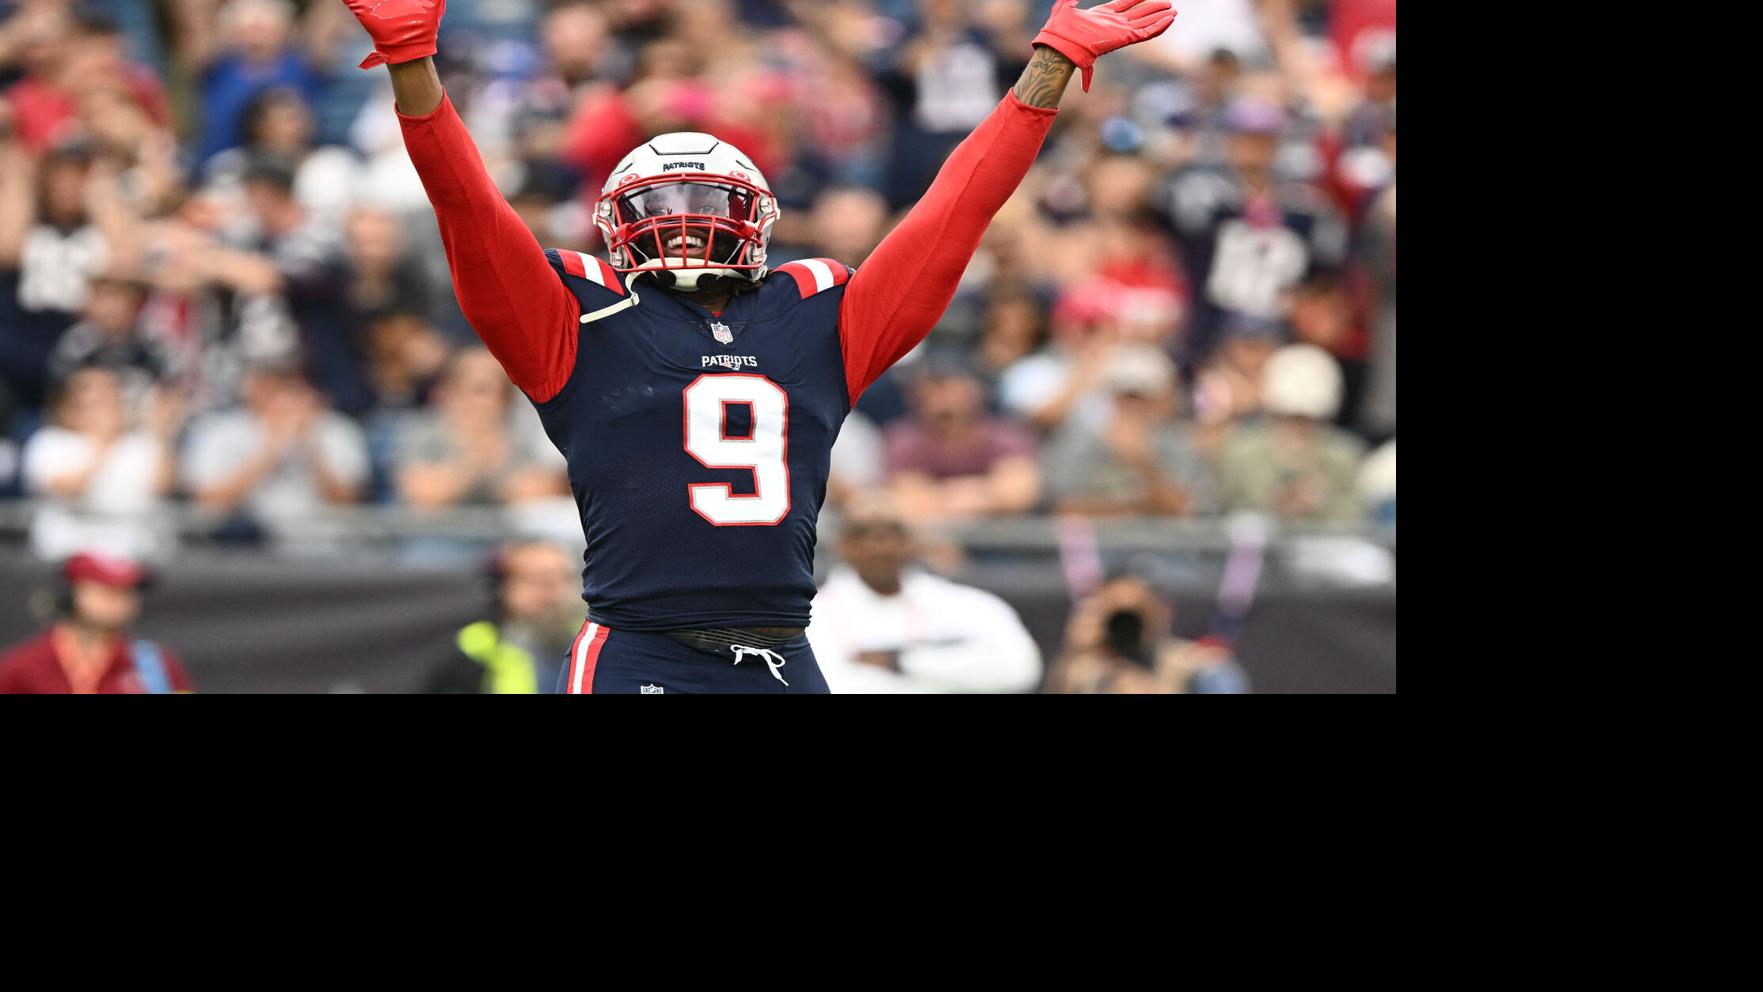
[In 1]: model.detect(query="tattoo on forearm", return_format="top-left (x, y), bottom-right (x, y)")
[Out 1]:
top-left (1014, 46), bottom-right (1076, 109)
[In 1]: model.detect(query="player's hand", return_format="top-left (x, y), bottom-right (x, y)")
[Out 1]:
top-left (342, 0), bottom-right (445, 70)
top-left (1032, 0), bottom-right (1177, 92)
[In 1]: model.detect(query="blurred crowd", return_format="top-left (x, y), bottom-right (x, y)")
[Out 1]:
top-left (0, 0), bottom-right (1397, 567)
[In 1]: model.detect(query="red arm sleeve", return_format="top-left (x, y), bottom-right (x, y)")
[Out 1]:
top-left (838, 93), bottom-right (1058, 403)
top-left (397, 92), bottom-right (581, 403)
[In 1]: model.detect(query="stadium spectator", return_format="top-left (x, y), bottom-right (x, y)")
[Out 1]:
top-left (1285, 274), bottom-right (1366, 427)
top-left (884, 359), bottom-right (1039, 523)
top-left (995, 272), bottom-right (1180, 436)
top-left (1335, 56), bottom-right (1395, 212)
top-left (421, 538), bottom-right (582, 694)
top-left (0, 2), bottom-right (76, 104)
top-left (0, 550), bottom-right (193, 694)
top-left (880, 0), bottom-right (1024, 208)
top-left (225, 154), bottom-right (381, 409)
top-left (974, 290), bottom-right (1050, 384)
top-left (202, 85), bottom-right (364, 224)
top-left (996, 285), bottom-right (1119, 434)
top-left (1158, 94), bottom-right (1347, 367)
top-left (237, 196), bottom-right (452, 417)
top-left (0, 6), bottom-right (168, 155)
top-left (773, 185), bottom-right (893, 267)
top-left (1132, 0), bottom-right (1270, 78)
top-left (0, 141), bottom-right (134, 410)
top-left (1134, 45), bottom-right (1242, 169)
top-left (1041, 344), bottom-right (1214, 517)
top-left (357, 308), bottom-right (449, 413)
top-left (195, 0), bottom-right (326, 165)
top-left (540, 0), bottom-right (621, 91)
top-left (809, 493), bottom-right (1041, 693)
top-left (1047, 572), bottom-right (1248, 694)
top-left (340, 206), bottom-right (448, 334)
top-left (777, 7), bottom-right (892, 192)
top-left (22, 365), bottom-right (178, 561)
top-left (1190, 314), bottom-right (1284, 446)
top-left (558, 11), bottom-right (786, 196)
top-left (394, 347), bottom-right (569, 509)
top-left (180, 359), bottom-right (370, 532)
top-left (47, 273), bottom-right (177, 410)
top-left (536, 0), bottom-right (640, 189)
top-left (1067, 152), bottom-right (1189, 327)
top-left (1217, 343), bottom-right (1365, 521)
top-left (127, 188), bottom-right (295, 414)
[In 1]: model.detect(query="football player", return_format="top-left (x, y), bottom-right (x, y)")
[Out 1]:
top-left (341, 0), bottom-right (1177, 693)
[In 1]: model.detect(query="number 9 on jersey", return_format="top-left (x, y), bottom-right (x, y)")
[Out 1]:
top-left (683, 374), bottom-right (791, 526)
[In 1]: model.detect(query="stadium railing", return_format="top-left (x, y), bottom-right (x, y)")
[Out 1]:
top-left (0, 499), bottom-right (1396, 556)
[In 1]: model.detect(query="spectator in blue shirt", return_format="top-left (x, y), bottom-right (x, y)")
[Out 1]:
top-left (196, 0), bottom-right (324, 165)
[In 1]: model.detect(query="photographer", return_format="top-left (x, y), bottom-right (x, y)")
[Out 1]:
top-left (1049, 573), bottom-right (1248, 694)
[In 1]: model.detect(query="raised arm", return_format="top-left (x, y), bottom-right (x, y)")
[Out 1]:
top-left (344, 1), bottom-right (580, 403)
top-left (837, 0), bottom-right (1176, 403)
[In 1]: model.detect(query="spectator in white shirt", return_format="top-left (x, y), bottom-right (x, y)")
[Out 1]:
top-left (808, 494), bottom-right (1042, 694)
top-left (181, 360), bottom-right (369, 533)
top-left (22, 365), bottom-right (179, 561)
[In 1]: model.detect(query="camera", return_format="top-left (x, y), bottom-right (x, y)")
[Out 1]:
top-left (1103, 608), bottom-right (1155, 669)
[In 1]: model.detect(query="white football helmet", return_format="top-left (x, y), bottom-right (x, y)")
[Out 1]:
top-left (595, 133), bottom-right (779, 291)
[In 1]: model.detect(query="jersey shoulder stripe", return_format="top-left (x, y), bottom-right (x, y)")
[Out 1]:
top-left (773, 257), bottom-right (852, 299)
top-left (545, 248), bottom-right (627, 297)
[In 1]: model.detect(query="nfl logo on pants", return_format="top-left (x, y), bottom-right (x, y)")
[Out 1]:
top-left (640, 683), bottom-right (665, 694)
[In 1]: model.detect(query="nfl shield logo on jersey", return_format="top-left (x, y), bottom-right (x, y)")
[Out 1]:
top-left (640, 683), bottom-right (665, 694)
top-left (710, 321), bottom-right (734, 344)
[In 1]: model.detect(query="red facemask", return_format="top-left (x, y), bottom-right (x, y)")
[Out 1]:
top-left (601, 173), bottom-right (772, 275)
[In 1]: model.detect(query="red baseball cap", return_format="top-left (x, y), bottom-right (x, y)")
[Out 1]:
top-left (62, 551), bottom-right (150, 589)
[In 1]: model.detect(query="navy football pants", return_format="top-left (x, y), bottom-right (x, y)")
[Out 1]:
top-left (560, 621), bottom-right (830, 694)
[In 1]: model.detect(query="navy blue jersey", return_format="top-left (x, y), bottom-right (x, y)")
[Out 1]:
top-left (1158, 167), bottom-right (1348, 362)
top-left (535, 250), bottom-right (855, 631)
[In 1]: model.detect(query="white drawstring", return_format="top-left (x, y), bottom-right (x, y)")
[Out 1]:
top-left (731, 645), bottom-right (790, 686)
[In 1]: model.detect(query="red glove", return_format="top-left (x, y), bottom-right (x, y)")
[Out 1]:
top-left (344, 0), bottom-right (446, 69)
top-left (1031, 0), bottom-right (1178, 93)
